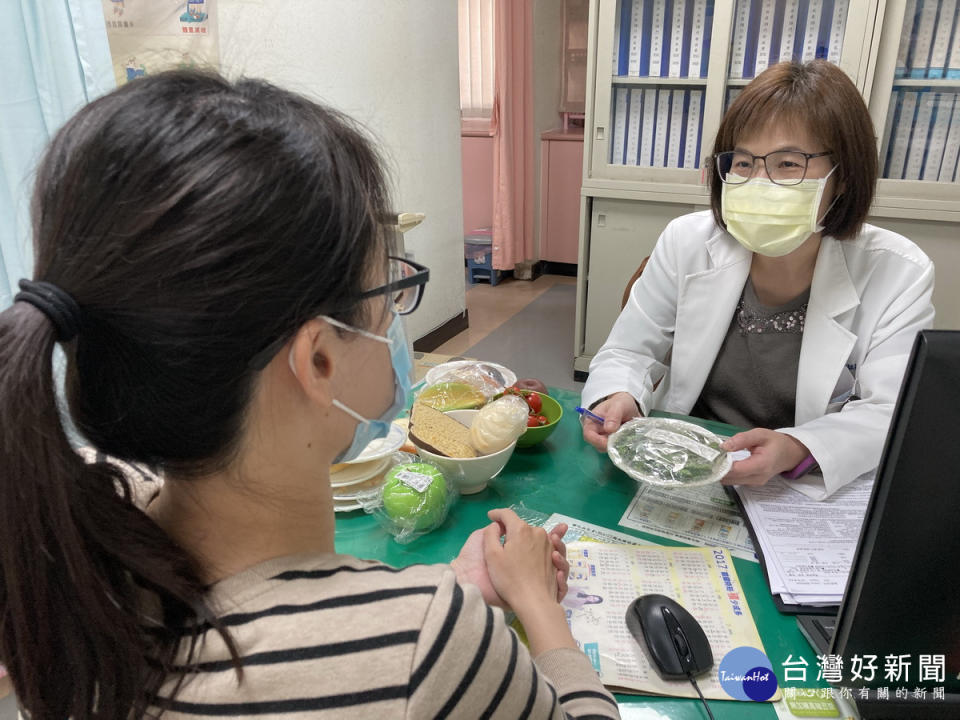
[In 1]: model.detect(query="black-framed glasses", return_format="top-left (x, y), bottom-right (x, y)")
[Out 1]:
top-left (713, 150), bottom-right (833, 186)
top-left (248, 255), bottom-right (430, 370)
top-left (359, 255), bottom-right (429, 316)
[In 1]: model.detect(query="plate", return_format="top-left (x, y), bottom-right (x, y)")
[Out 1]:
top-left (607, 417), bottom-right (732, 487)
top-left (424, 360), bottom-right (517, 389)
top-left (330, 456), bottom-right (391, 487)
top-left (333, 500), bottom-right (364, 513)
top-left (345, 423), bottom-right (408, 465)
top-left (332, 472), bottom-right (388, 501)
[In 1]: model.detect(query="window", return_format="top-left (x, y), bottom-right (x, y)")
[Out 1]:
top-left (458, 0), bottom-right (495, 130)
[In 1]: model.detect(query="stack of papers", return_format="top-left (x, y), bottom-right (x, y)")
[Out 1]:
top-left (734, 473), bottom-right (874, 607)
top-left (618, 480), bottom-right (758, 562)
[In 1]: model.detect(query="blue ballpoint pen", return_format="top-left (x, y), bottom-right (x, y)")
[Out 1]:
top-left (574, 406), bottom-right (606, 424)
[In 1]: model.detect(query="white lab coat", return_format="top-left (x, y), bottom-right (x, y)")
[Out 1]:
top-left (582, 211), bottom-right (935, 499)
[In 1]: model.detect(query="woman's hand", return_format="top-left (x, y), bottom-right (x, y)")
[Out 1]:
top-left (452, 516), bottom-right (569, 608)
top-left (481, 508), bottom-right (559, 611)
top-left (582, 392), bottom-right (642, 451)
top-left (482, 508), bottom-right (579, 655)
top-left (721, 429), bottom-right (810, 486)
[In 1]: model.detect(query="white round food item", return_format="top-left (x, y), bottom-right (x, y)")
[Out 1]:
top-left (469, 395), bottom-right (529, 455)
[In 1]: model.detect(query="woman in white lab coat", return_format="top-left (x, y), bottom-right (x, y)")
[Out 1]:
top-left (581, 60), bottom-right (934, 499)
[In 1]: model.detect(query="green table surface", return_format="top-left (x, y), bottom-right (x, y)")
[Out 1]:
top-left (335, 387), bottom-right (824, 718)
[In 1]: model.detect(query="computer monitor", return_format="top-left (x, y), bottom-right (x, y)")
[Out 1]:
top-left (829, 330), bottom-right (960, 718)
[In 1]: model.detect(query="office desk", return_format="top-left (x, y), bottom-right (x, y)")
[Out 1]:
top-left (335, 387), bottom-right (822, 719)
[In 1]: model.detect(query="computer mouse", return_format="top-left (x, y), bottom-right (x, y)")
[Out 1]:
top-left (625, 593), bottom-right (714, 680)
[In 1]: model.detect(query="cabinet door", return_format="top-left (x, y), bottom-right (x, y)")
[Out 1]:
top-left (587, 0), bottom-right (876, 194)
top-left (541, 138), bottom-right (585, 264)
top-left (583, 198), bottom-right (698, 356)
top-left (868, 0), bottom-right (960, 221)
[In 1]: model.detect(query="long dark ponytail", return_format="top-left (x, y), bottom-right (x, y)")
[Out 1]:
top-left (0, 71), bottom-right (391, 718)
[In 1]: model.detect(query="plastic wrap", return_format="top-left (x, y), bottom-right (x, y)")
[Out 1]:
top-left (470, 394), bottom-right (529, 455)
top-left (430, 362), bottom-right (510, 399)
top-left (416, 381), bottom-right (487, 411)
top-left (359, 455), bottom-right (457, 543)
top-left (607, 418), bottom-right (732, 487)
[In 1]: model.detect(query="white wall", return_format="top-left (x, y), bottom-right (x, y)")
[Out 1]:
top-left (218, 0), bottom-right (465, 342)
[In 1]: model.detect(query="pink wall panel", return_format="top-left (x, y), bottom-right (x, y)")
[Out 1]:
top-left (461, 135), bottom-right (494, 235)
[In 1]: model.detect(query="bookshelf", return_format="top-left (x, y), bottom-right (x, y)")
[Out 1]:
top-left (573, 0), bottom-right (960, 379)
top-left (870, 0), bottom-right (960, 214)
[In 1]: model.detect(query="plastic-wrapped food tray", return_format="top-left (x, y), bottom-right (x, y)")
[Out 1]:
top-left (607, 417), bottom-right (731, 487)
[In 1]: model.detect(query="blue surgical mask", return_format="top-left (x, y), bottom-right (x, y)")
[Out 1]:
top-left (320, 312), bottom-right (411, 464)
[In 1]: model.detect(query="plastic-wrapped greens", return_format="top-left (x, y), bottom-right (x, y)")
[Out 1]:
top-left (607, 418), bottom-right (731, 487)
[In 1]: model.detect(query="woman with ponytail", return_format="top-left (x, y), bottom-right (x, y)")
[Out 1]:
top-left (0, 72), bottom-right (619, 720)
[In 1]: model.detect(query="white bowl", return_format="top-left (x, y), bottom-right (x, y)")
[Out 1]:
top-left (412, 409), bottom-right (517, 494)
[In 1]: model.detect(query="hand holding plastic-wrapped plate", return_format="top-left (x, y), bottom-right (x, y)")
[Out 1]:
top-left (607, 417), bottom-right (732, 487)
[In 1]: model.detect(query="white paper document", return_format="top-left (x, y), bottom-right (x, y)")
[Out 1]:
top-left (735, 472), bottom-right (874, 607)
top-left (618, 481), bottom-right (758, 562)
top-left (546, 512), bottom-right (656, 547)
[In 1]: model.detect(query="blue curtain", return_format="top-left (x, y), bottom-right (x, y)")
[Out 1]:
top-left (0, 0), bottom-right (114, 309)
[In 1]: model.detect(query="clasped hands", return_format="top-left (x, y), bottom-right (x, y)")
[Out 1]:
top-left (452, 508), bottom-right (570, 610)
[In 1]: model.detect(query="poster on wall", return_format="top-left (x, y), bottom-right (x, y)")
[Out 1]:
top-left (102, 0), bottom-right (219, 86)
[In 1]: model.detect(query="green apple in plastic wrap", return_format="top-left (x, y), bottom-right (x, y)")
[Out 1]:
top-left (382, 463), bottom-right (448, 531)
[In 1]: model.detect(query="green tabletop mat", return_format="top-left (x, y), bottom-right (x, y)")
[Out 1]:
top-left (335, 387), bottom-right (826, 718)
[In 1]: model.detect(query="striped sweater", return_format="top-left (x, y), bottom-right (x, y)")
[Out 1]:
top-left (152, 553), bottom-right (621, 719)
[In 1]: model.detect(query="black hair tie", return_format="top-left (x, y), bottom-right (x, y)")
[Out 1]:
top-left (15, 279), bottom-right (82, 342)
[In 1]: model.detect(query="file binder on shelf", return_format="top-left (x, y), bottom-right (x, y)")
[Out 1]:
top-left (725, 86), bottom-right (743, 110)
top-left (896, 0), bottom-right (919, 78)
top-left (948, 7), bottom-right (960, 78)
top-left (778, 0), bottom-right (801, 62)
top-left (742, 0), bottom-right (762, 76)
top-left (687, 0), bottom-right (710, 77)
top-left (827, 0), bottom-right (849, 64)
top-left (801, 0), bottom-right (824, 63)
top-left (905, 90), bottom-right (936, 179)
top-left (908, 0), bottom-right (939, 78)
top-left (628, 0), bottom-right (645, 76)
top-left (653, 89), bottom-right (671, 166)
top-left (668, 0), bottom-right (688, 77)
top-left (879, 90), bottom-right (899, 175)
top-left (754, 0), bottom-right (777, 74)
top-left (887, 91), bottom-right (919, 179)
top-left (640, 87), bottom-right (657, 166)
top-left (729, 0), bottom-right (750, 78)
top-left (615, 0), bottom-right (632, 75)
top-left (940, 94), bottom-right (960, 181)
top-left (667, 88), bottom-right (685, 167)
top-left (684, 89), bottom-right (704, 168)
top-left (611, 86), bottom-right (629, 163)
top-left (626, 89), bottom-right (644, 165)
top-left (649, 0), bottom-right (667, 76)
top-left (639, 0), bottom-right (655, 75)
top-left (922, 93), bottom-right (951, 180)
top-left (928, 0), bottom-right (958, 78)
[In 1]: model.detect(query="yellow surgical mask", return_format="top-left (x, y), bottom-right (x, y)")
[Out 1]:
top-left (721, 166), bottom-right (838, 257)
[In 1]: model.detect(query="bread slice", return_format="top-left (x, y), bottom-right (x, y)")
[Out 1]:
top-left (410, 403), bottom-right (477, 458)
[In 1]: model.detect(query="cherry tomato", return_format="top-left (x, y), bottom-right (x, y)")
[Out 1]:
top-left (526, 415), bottom-right (542, 427)
top-left (535, 414), bottom-right (548, 426)
top-left (525, 392), bottom-right (542, 414)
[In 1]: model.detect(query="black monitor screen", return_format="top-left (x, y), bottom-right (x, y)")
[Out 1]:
top-left (830, 330), bottom-right (960, 718)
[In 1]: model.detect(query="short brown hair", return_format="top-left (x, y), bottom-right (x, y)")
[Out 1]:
top-left (709, 60), bottom-right (877, 240)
